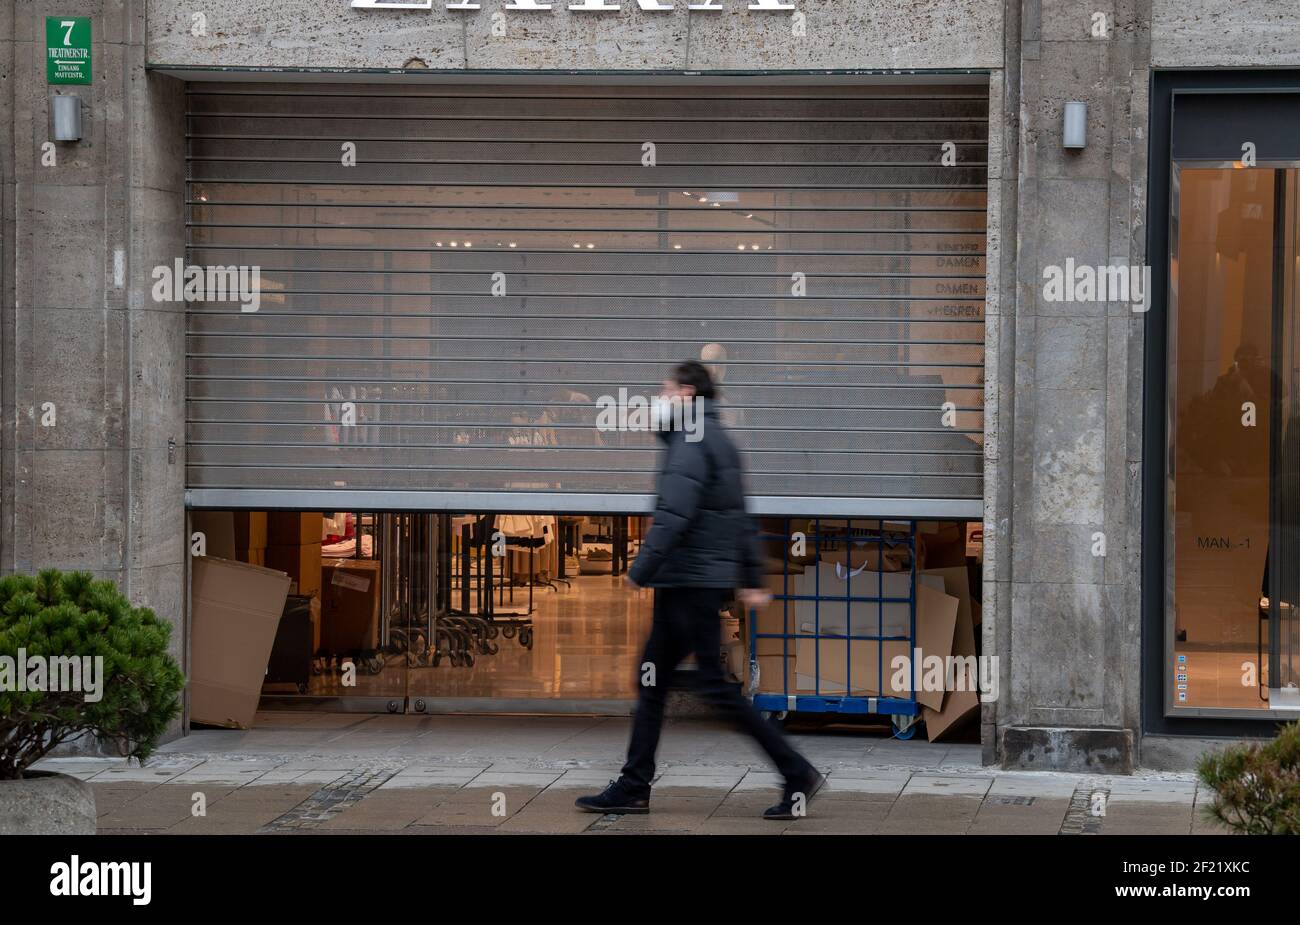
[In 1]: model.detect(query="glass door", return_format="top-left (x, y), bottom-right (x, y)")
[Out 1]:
top-left (1270, 177), bottom-right (1300, 707)
top-left (1167, 164), bottom-right (1300, 715)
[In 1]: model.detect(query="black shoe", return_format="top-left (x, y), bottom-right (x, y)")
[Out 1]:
top-left (575, 778), bottom-right (650, 814)
top-left (763, 769), bottom-right (826, 821)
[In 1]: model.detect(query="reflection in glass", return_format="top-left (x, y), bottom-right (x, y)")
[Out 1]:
top-left (1169, 166), bottom-right (1300, 711)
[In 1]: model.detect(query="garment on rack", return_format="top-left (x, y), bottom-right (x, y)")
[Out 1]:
top-left (496, 515), bottom-right (559, 582)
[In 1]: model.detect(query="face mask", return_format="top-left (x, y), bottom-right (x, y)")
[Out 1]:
top-left (650, 395), bottom-right (676, 431)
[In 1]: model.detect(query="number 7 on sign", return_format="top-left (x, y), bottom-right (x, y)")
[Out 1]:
top-left (60, 21), bottom-right (76, 45)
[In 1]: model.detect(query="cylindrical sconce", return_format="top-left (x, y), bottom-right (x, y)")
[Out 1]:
top-left (1063, 101), bottom-right (1087, 150)
top-left (52, 94), bottom-right (83, 142)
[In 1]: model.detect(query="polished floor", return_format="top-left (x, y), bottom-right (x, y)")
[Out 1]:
top-left (1174, 644), bottom-right (1277, 710)
top-left (283, 574), bottom-right (653, 702)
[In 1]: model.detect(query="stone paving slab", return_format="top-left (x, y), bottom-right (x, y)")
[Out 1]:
top-left (33, 713), bottom-right (1228, 836)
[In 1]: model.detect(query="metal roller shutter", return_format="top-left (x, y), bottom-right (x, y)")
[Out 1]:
top-left (184, 81), bottom-right (987, 515)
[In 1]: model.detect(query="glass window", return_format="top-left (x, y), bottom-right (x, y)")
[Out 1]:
top-left (1167, 164), bottom-right (1300, 713)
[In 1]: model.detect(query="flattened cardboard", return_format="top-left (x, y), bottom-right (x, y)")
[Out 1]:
top-left (921, 572), bottom-right (981, 741)
top-left (792, 565), bottom-right (915, 637)
top-left (190, 556), bottom-right (290, 729)
top-left (794, 581), bottom-right (958, 711)
top-left (920, 566), bottom-right (975, 642)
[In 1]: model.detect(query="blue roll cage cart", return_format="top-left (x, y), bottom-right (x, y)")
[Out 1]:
top-left (748, 518), bottom-right (922, 740)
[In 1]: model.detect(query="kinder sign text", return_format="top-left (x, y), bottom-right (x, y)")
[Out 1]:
top-left (353, 1), bottom-right (795, 11)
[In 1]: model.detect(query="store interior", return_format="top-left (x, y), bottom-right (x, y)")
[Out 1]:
top-left (187, 510), bottom-right (985, 744)
top-left (1170, 165), bottom-right (1300, 711)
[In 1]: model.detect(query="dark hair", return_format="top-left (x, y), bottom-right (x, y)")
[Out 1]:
top-left (672, 360), bottom-right (717, 400)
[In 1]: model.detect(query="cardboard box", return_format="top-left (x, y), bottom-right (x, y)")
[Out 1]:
top-left (234, 511), bottom-right (268, 557)
top-left (816, 541), bottom-right (911, 573)
top-left (320, 559), bottom-right (381, 653)
top-left (921, 569), bottom-right (982, 741)
top-left (756, 654), bottom-right (798, 694)
top-left (751, 572), bottom-right (799, 656)
top-left (720, 614), bottom-right (741, 644)
top-left (917, 520), bottom-right (967, 568)
top-left (190, 556), bottom-right (291, 729)
top-left (792, 565), bottom-right (923, 638)
top-left (191, 511), bottom-right (236, 560)
top-left (793, 581), bottom-right (958, 711)
top-left (795, 637), bottom-right (911, 697)
top-left (723, 641), bottom-right (747, 683)
top-left (265, 542), bottom-right (322, 598)
top-left (268, 512), bottom-right (324, 547)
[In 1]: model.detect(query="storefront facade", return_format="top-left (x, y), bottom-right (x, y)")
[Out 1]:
top-left (3, 0), bottom-right (1299, 771)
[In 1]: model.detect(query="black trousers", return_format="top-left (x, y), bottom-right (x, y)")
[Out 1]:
top-left (620, 586), bottom-right (813, 794)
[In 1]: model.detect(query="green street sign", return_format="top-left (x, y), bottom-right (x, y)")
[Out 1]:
top-left (46, 17), bottom-right (91, 85)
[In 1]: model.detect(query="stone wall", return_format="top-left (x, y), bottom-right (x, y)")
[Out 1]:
top-left (5, 0), bottom-right (1296, 766)
top-left (0, 0), bottom-right (187, 739)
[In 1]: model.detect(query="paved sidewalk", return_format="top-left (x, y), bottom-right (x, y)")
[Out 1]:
top-left (37, 712), bottom-right (1224, 835)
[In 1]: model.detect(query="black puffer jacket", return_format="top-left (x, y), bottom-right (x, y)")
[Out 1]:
top-left (627, 401), bottom-right (763, 589)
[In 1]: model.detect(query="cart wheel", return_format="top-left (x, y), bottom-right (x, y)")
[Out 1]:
top-left (891, 714), bottom-right (919, 740)
top-left (519, 628), bottom-right (533, 649)
top-left (502, 625), bottom-right (517, 639)
top-left (432, 651), bottom-right (442, 667)
top-left (463, 651), bottom-right (475, 668)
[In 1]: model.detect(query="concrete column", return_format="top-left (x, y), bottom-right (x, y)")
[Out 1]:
top-left (992, 0), bottom-right (1151, 772)
top-left (0, 1), bottom-right (187, 738)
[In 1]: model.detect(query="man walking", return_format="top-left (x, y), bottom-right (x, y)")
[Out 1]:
top-left (576, 361), bottom-right (824, 820)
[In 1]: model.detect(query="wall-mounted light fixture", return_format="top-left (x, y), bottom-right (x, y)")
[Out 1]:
top-left (52, 94), bottom-right (83, 142)
top-left (1063, 101), bottom-right (1088, 150)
